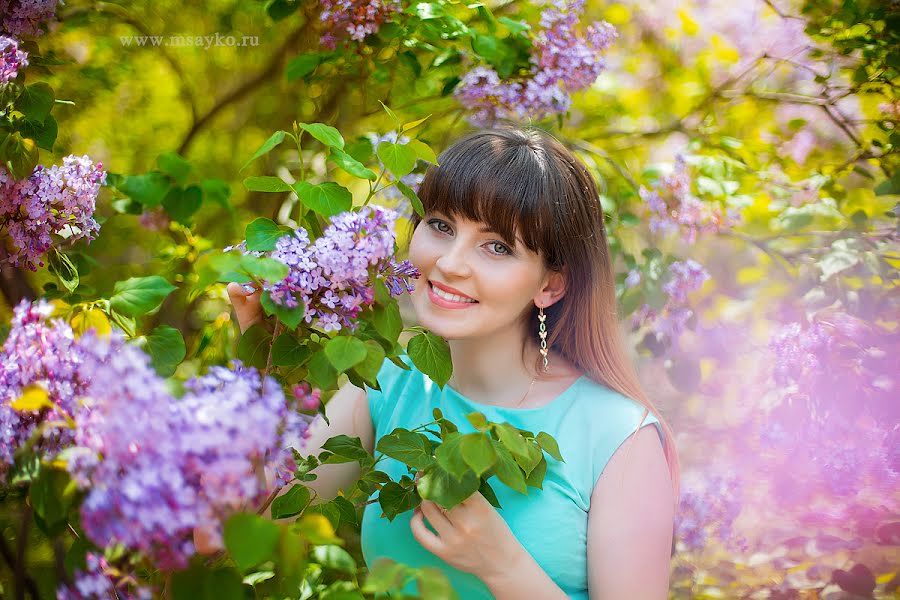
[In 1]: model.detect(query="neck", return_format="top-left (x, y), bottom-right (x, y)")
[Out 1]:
top-left (446, 322), bottom-right (541, 406)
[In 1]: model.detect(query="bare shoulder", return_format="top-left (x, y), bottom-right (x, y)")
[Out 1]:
top-left (590, 424), bottom-right (673, 524)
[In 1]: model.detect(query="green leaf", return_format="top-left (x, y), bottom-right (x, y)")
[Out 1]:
top-left (267, 0), bottom-right (299, 20)
top-left (353, 340), bottom-right (386, 386)
top-left (377, 142), bottom-right (417, 178)
top-left (241, 130), bottom-right (286, 172)
top-left (312, 545), bottom-right (357, 574)
top-left (236, 323), bottom-right (272, 370)
top-left (378, 100), bottom-right (400, 124)
top-left (376, 428), bottom-right (434, 470)
top-left (19, 114), bottom-right (58, 151)
top-left (372, 302), bottom-right (403, 341)
top-left (299, 122), bottom-right (344, 150)
top-left (295, 182), bottom-right (353, 217)
top-left (407, 332), bottom-right (452, 388)
top-left (400, 114), bottom-right (431, 133)
top-left (30, 466), bottom-right (75, 534)
top-left (819, 240), bottom-right (861, 282)
top-left (433, 432), bottom-right (469, 481)
top-left (239, 255), bottom-right (289, 282)
top-left (306, 351), bottom-right (338, 391)
top-left (117, 172), bottom-right (172, 207)
top-left (145, 325), bottom-right (186, 377)
top-left (460, 433), bottom-right (497, 477)
top-left (3, 133), bottom-right (39, 179)
top-left (324, 336), bottom-right (368, 372)
top-left (245, 217), bottom-right (291, 252)
top-left (286, 53), bottom-right (321, 81)
top-left (332, 495), bottom-right (359, 526)
top-left (243, 175), bottom-right (292, 192)
top-left (406, 139), bottom-right (438, 164)
top-left (465, 412), bottom-right (488, 431)
top-left (364, 558), bottom-right (411, 594)
top-left (491, 441), bottom-right (527, 494)
top-left (535, 432), bottom-right (564, 462)
top-left (224, 513), bottom-right (280, 572)
top-left (260, 291), bottom-right (305, 330)
top-left (271, 333), bottom-right (311, 367)
top-left (17, 82), bottom-right (54, 123)
top-left (162, 184), bottom-right (203, 224)
top-left (202, 178), bottom-right (232, 208)
top-left (378, 481), bottom-right (420, 521)
top-left (416, 566), bottom-right (460, 600)
top-left (48, 249), bottom-right (78, 293)
top-left (271, 484), bottom-right (311, 519)
top-left (330, 147), bottom-right (378, 181)
top-left (479, 479), bottom-right (501, 509)
top-left (524, 456), bottom-right (548, 489)
top-left (496, 423), bottom-right (529, 459)
top-left (396, 180), bottom-right (424, 217)
top-left (110, 276), bottom-right (176, 317)
top-left (417, 464), bottom-right (480, 510)
top-left (322, 435), bottom-right (370, 463)
top-left (171, 565), bottom-right (244, 600)
top-left (157, 152), bottom-right (192, 183)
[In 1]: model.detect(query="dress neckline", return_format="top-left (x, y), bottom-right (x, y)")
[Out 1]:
top-left (443, 374), bottom-right (587, 413)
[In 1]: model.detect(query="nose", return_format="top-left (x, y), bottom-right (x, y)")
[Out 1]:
top-left (434, 239), bottom-right (473, 279)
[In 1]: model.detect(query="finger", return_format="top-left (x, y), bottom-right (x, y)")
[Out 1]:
top-left (226, 283), bottom-right (263, 334)
top-left (420, 500), bottom-right (454, 532)
top-left (410, 508), bottom-right (443, 555)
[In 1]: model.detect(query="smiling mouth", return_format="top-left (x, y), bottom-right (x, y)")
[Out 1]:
top-left (428, 281), bottom-right (478, 304)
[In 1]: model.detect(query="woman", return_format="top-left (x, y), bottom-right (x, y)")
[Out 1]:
top-left (227, 125), bottom-right (679, 599)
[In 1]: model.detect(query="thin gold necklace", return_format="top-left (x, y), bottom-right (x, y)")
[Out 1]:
top-left (514, 374), bottom-right (538, 408)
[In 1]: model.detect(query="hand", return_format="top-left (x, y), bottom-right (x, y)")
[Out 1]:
top-left (410, 492), bottom-right (527, 583)
top-left (226, 282), bottom-right (265, 334)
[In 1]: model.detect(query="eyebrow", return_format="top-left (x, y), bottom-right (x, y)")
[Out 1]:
top-left (433, 212), bottom-right (518, 244)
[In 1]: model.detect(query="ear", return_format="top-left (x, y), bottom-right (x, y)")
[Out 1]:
top-left (535, 267), bottom-right (566, 309)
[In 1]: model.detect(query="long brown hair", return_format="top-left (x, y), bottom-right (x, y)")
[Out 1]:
top-left (405, 125), bottom-right (680, 500)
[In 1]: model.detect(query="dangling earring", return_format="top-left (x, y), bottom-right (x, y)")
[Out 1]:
top-left (538, 305), bottom-right (550, 372)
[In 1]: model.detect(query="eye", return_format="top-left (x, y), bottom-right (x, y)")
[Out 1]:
top-left (426, 218), bottom-right (451, 234)
top-left (487, 241), bottom-right (512, 256)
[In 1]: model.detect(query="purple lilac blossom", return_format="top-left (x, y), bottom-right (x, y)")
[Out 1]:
top-left (319, 0), bottom-right (401, 49)
top-left (230, 205), bottom-right (419, 333)
top-left (0, 35), bottom-right (28, 83)
top-left (454, 0), bottom-right (616, 124)
top-left (631, 259), bottom-right (709, 340)
top-left (0, 0), bottom-right (58, 37)
top-left (639, 156), bottom-right (738, 245)
top-left (0, 299), bottom-right (87, 479)
top-left (70, 331), bottom-right (313, 569)
top-left (56, 552), bottom-right (152, 600)
top-left (0, 155), bottom-right (106, 271)
top-left (675, 471), bottom-right (744, 552)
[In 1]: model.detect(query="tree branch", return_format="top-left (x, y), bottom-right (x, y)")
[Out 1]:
top-left (176, 21), bottom-right (312, 156)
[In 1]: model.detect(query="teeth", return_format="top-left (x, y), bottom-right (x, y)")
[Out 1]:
top-left (431, 283), bottom-right (476, 303)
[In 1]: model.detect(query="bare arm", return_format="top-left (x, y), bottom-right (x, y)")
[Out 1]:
top-left (586, 425), bottom-right (674, 600)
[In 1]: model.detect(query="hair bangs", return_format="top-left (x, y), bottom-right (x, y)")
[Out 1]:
top-left (414, 131), bottom-right (561, 263)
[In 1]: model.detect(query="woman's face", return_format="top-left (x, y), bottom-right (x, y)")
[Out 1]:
top-left (407, 210), bottom-right (552, 341)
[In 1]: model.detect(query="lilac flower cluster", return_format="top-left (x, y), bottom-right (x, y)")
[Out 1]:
top-left (230, 205), bottom-right (419, 333)
top-left (769, 320), bottom-right (833, 400)
top-left (56, 553), bottom-right (151, 600)
top-left (0, 299), bottom-right (87, 478)
top-left (631, 259), bottom-right (710, 340)
top-left (1, 298), bottom-right (315, 571)
top-left (639, 157), bottom-right (739, 245)
top-left (0, 154), bottom-right (106, 271)
top-left (319, 0), bottom-right (401, 49)
top-left (0, 35), bottom-right (28, 83)
top-left (454, 0), bottom-right (617, 124)
top-left (69, 331), bottom-right (312, 570)
top-left (675, 471), bottom-right (744, 552)
top-left (0, 0), bottom-right (58, 37)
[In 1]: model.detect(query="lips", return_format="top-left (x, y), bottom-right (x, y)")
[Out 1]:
top-left (429, 280), bottom-right (477, 302)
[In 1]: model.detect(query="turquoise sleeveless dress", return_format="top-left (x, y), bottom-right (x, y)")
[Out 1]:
top-left (361, 355), bottom-right (663, 599)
